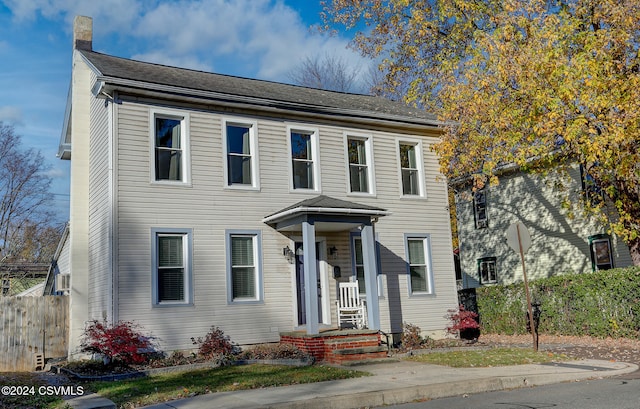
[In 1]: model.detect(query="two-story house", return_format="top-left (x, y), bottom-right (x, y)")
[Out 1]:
top-left (454, 164), bottom-right (633, 289)
top-left (57, 16), bottom-right (458, 356)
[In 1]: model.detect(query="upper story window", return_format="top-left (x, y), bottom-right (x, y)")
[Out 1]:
top-left (397, 140), bottom-right (425, 197)
top-left (580, 165), bottom-right (603, 205)
top-left (289, 127), bottom-right (320, 191)
top-left (404, 234), bottom-right (434, 295)
top-left (346, 133), bottom-right (375, 195)
top-left (223, 118), bottom-right (259, 190)
top-left (478, 256), bottom-right (497, 284)
top-left (151, 228), bottom-right (193, 306)
top-left (473, 190), bottom-right (488, 229)
top-left (152, 111), bottom-right (189, 183)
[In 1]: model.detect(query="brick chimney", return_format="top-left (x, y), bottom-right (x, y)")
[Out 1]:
top-left (73, 16), bottom-right (93, 51)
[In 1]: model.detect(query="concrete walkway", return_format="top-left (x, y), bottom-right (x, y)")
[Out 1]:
top-left (66, 358), bottom-right (637, 409)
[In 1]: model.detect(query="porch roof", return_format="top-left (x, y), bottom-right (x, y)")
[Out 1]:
top-left (262, 195), bottom-right (390, 232)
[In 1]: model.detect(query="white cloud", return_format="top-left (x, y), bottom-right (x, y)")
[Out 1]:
top-left (3, 0), bottom-right (368, 83)
top-left (44, 167), bottom-right (67, 179)
top-left (0, 106), bottom-right (24, 125)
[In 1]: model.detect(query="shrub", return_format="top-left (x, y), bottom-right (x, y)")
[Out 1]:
top-left (445, 305), bottom-right (480, 340)
top-left (401, 322), bottom-right (424, 350)
top-left (80, 320), bottom-right (158, 365)
top-left (238, 343), bottom-right (312, 361)
top-left (191, 326), bottom-right (236, 360)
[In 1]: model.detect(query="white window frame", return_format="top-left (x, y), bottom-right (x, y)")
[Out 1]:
top-left (222, 117), bottom-right (260, 190)
top-left (287, 125), bottom-right (321, 193)
top-left (151, 228), bottom-right (193, 306)
top-left (226, 230), bottom-right (263, 304)
top-left (478, 257), bottom-right (497, 284)
top-left (350, 232), bottom-right (383, 296)
top-left (344, 132), bottom-right (376, 196)
top-left (396, 138), bottom-right (426, 198)
top-left (404, 234), bottom-right (434, 295)
top-left (149, 109), bottom-right (191, 185)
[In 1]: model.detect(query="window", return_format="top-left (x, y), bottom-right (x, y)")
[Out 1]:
top-left (398, 140), bottom-right (424, 197)
top-left (473, 190), bottom-right (488, 229)
top-left (152, 229), bottom-right (192, 305)
top-left (223, 118), bottom-right (259, 189)
top-left (2, 278), bottom-right (9, 296)
top-left (478, 257), bottom-right (497, 284)
top-left (351, 234), bottom-right (382, 295)
top-left (152, 111), bottom-right (189, 183)
top-left (289, 127), bottom-right (320, 191)
top-left (346, 134), bottom-right (374, 194)
top-left (226, 230), bottom-right (263, 303)
top-left (404, 234), bottom-right (433, 295)
top-left (589, 234), bottom-right (613, 271)
top-left (580, 165), bottom-right (603, 204)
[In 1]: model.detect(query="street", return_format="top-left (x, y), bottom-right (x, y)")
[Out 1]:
top-left (384, 378), bottom-right (640, 409)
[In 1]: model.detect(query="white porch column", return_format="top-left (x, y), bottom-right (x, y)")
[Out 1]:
top-left (361, 224), bottom-right (381, 330)
top-left (302, 221), bottom-right (319, 335)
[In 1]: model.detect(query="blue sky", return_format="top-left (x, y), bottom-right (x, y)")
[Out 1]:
top-left (0, 0), bottom-right (366, 222)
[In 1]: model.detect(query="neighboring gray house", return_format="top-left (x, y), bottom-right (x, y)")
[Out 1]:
top-left (58, 17), bottom-right (458, 356)
top-left (454, 164), bottom-right (633, 289)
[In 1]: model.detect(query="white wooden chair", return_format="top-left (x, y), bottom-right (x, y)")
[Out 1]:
top-left (335, 281), bottom-right (367, 329)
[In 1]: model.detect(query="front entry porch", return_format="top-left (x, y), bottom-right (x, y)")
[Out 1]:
top-left (263, 195), bottom-right (390, 337)
top-left (280, 329), bottom-right (388, 364)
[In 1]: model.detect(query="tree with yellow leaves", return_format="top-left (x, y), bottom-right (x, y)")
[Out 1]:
top-left (323, 0), bottom-right (640, 265)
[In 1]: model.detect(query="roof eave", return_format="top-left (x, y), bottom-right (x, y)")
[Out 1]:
top-left (97, 76), bottom-right (443, 129)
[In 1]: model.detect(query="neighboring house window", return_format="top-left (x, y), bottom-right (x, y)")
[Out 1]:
top-left (398, 140), bottom-right (424, 197)
top-left (152, 112), bottom-right (189, 183)
top-left (580, 165), bottom-right (603, 204)
top-left (226, 230), bottom-right (263, 303)
top-left (478, 257), bottom-right (497, 284)
top-left (404, 234), bottom-right (434, 295)
top-left (589, 234), bottom-right (613, 271)
top-left (289, 127), bottom-right (320, 191)
top-left (473, 190), bottom-right (488, 229)
top-left (346, 134), bottom-right (374, 194)
top-left (223, 118), bottom-right (259, 189)
top-left (152, 229), bottom-right (193, 306)
top-left (2, 278), bottom-right (9, 296)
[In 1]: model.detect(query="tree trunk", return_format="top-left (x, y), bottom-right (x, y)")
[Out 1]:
top-left (629, 236), bottom-right (640, 266)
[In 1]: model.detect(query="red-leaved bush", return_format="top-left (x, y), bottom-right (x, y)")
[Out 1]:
top-left (80, 320), bottom-right (157, 365)
top-left (445, 305), bottom-right (480, 337)
top-left (191, 326), bottom-right (235, 359)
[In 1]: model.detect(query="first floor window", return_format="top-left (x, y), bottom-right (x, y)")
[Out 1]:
top-left (405, 235), bottom-right (433, 294)
top-left (589, 234), bottom-right (613, 271)
top-left (353, 237), bottom-right (365, 294)
top-left (227, 231), bottom-right (263, 302)
top-left (153, 229), bottom-right (192, 305)
top-left (478, 257), bottom-right (497, 284)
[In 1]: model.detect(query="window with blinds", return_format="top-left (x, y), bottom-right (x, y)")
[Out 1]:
top-left (226, 230), bottom-right (262, 303)
top-left (404, 234), bottom-right (433, 295)
top-left (157, 234), bottom-right (186, 302)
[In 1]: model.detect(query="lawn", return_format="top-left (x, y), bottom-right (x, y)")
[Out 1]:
top-left (406, 347), bottom-right (569, 367)
top-left (86, 363), bottom-right (367, 408)
top-left (0, 372), bottom-right (64, 409)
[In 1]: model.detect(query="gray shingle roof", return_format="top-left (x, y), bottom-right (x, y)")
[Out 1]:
top-left (80, 50), bottom-right (438, 125)
top-left (263, 195), bottom-right (389, 224)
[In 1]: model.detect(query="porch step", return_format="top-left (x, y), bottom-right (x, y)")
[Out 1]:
top-left (331, 345), bottom-right (388, 355)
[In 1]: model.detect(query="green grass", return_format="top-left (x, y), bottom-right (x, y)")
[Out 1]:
top-left (0, 373), bottom-right (65, 409)
top-left (86, 364), bottom-right (368, 408)
top-left (407, 347), bottom-right (569, 367)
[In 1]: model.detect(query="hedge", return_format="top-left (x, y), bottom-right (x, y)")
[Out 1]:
top-left (476, 266), bottom-right (640, 338)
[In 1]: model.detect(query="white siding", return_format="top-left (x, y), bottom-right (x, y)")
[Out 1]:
top-left (111, 99), bottom-right (457, 350)
top-left (456, 166), bottom-right (633, 288)
top-left (88, 72), bottom-right (112, 322)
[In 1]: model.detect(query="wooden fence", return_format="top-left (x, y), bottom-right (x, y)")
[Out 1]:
top-left (0, 296), bottom-right (68, 372)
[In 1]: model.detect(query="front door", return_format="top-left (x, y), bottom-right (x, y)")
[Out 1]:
top-left (295, 242), bottom-right (324, 325)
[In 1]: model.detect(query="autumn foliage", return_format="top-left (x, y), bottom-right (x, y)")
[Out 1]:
top-left (80, 320), bottom-right (157, 365)
top-left (323, 0), bottom-right (640, 265)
